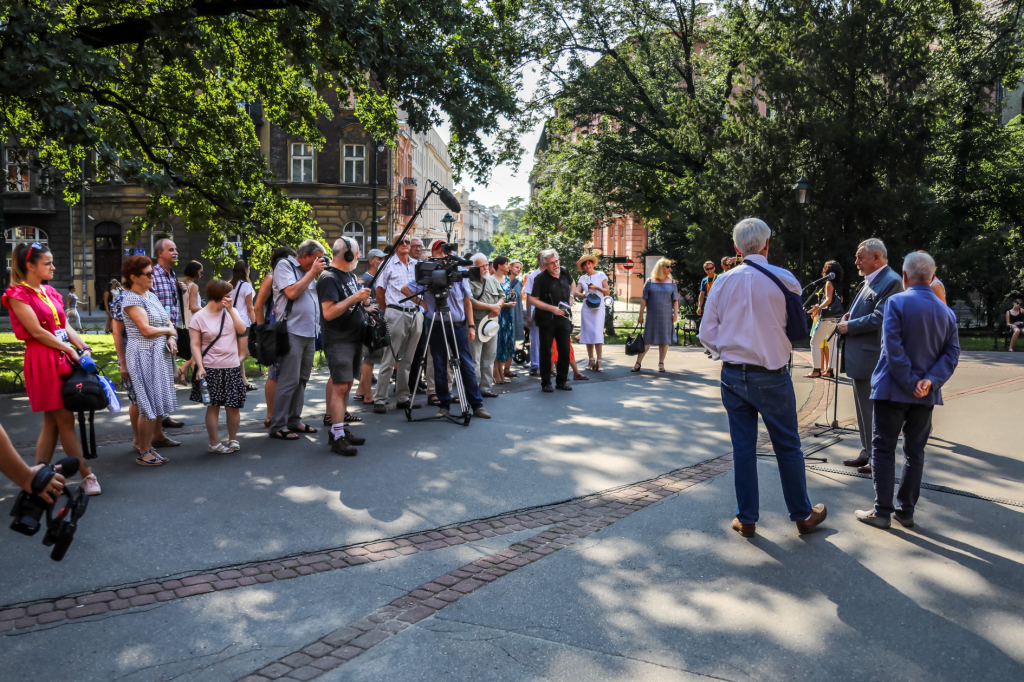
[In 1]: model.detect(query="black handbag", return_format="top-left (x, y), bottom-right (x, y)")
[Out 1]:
top-left (175, 285), bottom-right (192, 361)
top-left (625, 321), bottom-right (645, 356)
top-left (362, 307), bottom-right (391, 351)
top-left (62, 365), bottom-right (109, 460)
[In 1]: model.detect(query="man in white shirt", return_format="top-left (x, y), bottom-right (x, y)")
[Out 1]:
top-left (522, 255), bottom-right (543, 376)
top-left (700, 217), bottom-right (827, 538)
top-left (373, 236), bottom-right (423, 413)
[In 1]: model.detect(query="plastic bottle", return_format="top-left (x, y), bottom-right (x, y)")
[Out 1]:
top-left (200, 376), bottom-right (211, 405)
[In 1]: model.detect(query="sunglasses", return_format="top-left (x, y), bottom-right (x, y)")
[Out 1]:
top-left (140, 270), bottom-right (154, 278)
top-left (704, 267), bottom-right (714, 271)
top-left (400, 239), bottom-right (411, 245)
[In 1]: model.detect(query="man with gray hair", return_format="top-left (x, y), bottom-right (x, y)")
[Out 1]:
top-left (530, 249), bottom-right (576, 392)
top-left (468, 253), bottom-right (503, 397)
top-left (268, 238), bottom-right (326, 440)
top-left (855, 251), bottom-right (959, 529)
top-left (700, 218), bottom-right (827, 537)
top-left (150, 237), bottom-right (186, 433)
top-left (837, 237), bottom-right (904, 473)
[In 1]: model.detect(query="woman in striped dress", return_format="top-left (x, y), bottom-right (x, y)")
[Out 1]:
top-left (121, 255), bottom-right (179, 466)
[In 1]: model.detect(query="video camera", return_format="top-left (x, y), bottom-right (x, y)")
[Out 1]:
top-left (414, 246), bottom-right (481, 297)
top-left (10, 457), bottom-right (89, 562)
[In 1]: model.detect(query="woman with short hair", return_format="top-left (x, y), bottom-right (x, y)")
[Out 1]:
top-left (633, 258), bottom-right (679, 373)
top-left (575, 254), bottom-right (609, 372)
top-left (121, 255), bottom-right (179, 466)
top-left (190, 279), bottom-right (248, 452)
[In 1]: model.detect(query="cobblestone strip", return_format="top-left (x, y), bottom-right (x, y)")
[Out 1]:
top-left (0, 455), bottom-right (735, 635)
top-left (233, 453), bottom-right (735, 682)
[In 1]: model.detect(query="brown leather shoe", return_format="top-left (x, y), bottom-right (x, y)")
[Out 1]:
top-left (796, 503), bottom-right (827, 534)
top-left (844, 455), bottom-right (869, 467)
top-left (731, 517), bottom-right (755, 538)
top-left (857, 463), bottom-right (872, 474)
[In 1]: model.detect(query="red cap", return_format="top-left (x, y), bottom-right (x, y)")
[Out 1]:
top-left (430, 239), bottom-right (446, 252)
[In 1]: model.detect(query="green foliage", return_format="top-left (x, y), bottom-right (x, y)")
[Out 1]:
top-left (0, 0), bottom-right (536, 268)
top-left (496, 196), bottom-right (527, 234)
top-left (474, 238), bottom-right (496, 256)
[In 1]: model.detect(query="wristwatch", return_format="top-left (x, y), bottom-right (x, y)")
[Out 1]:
top-left (468, 325), bottom-right (476, 329)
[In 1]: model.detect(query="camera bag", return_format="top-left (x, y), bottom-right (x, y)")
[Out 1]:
top-left (252, 262), bottom-right (305, 365)
top-left (61, 365), bottom-right (109, 460)
top-left (176, 285), bottom-right (193, 361)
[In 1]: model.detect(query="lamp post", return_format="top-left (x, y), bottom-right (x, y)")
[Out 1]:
top-left (441, 212), bottom-right (455, 247)
top-left (370, 140), bottom-right (386, 255)
top-left (793, 176), bottom-right (811, 280)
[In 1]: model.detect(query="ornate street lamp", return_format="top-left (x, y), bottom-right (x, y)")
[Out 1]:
top-left (441, 212), bottom-right (455, 245)
top-left (370, 141), bottom-right (386, 256)
top-left (793, 176), bottom-right (811, 280)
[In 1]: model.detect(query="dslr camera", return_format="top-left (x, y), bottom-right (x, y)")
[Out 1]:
top-left (414, 244), bottom-right (481, 296)
top-left (10, 457), bottom-right (89, 562)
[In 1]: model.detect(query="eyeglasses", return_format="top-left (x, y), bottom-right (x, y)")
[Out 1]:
top-left (400, 239), bottom-right (411, 245)
top-left (140, 271), bottom-right (154, 278)
top-left (704, 267), bottom-right (714, 271)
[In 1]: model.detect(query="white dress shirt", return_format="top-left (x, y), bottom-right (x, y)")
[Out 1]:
top-left (375, 256), bottom-right (419, 307)
top-left (848, 265), bottom-right (883, 313)
top-left (699, 254), bottom-right (801, 370)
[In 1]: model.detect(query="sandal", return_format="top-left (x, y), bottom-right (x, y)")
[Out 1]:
top-left (821, 369), bottom-right (834, 378)
top-left (804, 370), bottom-right (822, 378)
top-left (573, 373), bottom-right (590, 381)
top-left (504, 371), bottom-right (518, 378)
top-left (323, 412), bottom-right (333, 426)
top-left (263, 417), bottom-right (271, 428)
top-left (595, 361), bottom-right (604, 373)
top-left (345, 412), bottom-right (362, 422)
top-left (270, 430), bottom-right (300, 440)
top-left (226, 440), bottom-right (240, 452)
top-left (631, 362), bottom-right (642, 373)
top-left (136, 450), bottom-right (166, 466)
top-left (208, 443), bottom-right (233, 454)
top-left (290, 424), bottom-right (318, 434)
top-left (427, 395), bottom-right (440, 407)
top-left (659, 363), bottom-right (666, 373)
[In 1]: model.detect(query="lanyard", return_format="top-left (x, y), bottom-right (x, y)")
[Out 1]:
top-left (29, 286), bottom-right (62, 330)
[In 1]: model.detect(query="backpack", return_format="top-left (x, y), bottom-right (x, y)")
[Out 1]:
top-left (741, 260), bottom-right (810, 343)
top-left (61, 365), bottom-right (110, 459)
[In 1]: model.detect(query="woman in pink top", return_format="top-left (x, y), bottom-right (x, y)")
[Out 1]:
top-left (189, 279), bottom-right (247, 453)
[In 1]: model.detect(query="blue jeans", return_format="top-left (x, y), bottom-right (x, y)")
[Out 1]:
top-left (871, 400), bottom-right (932, 518)
top-left (429, 324), bottom-right (483, 410)
top-left (720, 367), bottom-right (812, 524)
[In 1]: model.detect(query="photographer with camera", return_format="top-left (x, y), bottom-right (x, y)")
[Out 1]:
top-left (318, 238), bottom-right (372, 456)
top-left (0, 424), bottom-right (64, 503)
top-left (373, 237), bottom-right (423, 413)
top-left (469, 253), bottom-right (504, 398)
top-left (401, 265), bottom-right (491, 420)
top-left (531, 249), bottom-right (576, 392)
top-left (268, 239), bottom-right (326, 441)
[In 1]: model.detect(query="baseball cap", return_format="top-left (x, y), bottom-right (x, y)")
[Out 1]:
top-left (430, 239), bottom-right (446, 252)
top-left (366, 249), bottom-right (386, 259)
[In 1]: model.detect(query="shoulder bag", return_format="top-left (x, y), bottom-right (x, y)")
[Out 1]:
top-left (176, 284), bottom-right (193, 361)
top-left (625, 319), bottom-right (645, 356)
top-left (62, 364), bottom-right (109, 460)
top-left (741, 261), bottom-right (809, 343)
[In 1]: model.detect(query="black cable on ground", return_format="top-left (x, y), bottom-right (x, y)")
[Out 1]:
top-left (807, 465), bottom-right (1024, 509)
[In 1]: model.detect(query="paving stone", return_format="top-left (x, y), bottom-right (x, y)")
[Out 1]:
top-left (213, 580), bottom-right (240, 591)
top-left (67, 603), bottom-right (108, 619)
top-left (462, 532), bottom-right (484, 541)
top-left (487, 568), bottom-right (509, 577)
top-left (255, 573), bottom-right (276, 584)
top-left (129, 594), bottom-right (157, 607)
top-left (434, 590), bottom-right (462, 603)
top-left (434, 574), bottom-right (460, 586)
top-left (331, 646), bottom-right (362, 661)
top-left (135, 584), bottom-right (162, 596)
top-left (534, 546), bottom-right (556, 555)
top-left (282, 559), bottom-right (300, 568)
top-left (218, 570), bottom-right (244, 580)
top-left (452, 579), bottom-right (485, 594)
top-left (409, 589), bottom-right (434, 600)
top-left (310, 655), bottom-right (345, 671)
top-left (365, 541), bottom-right (397, 552)
top-left (439, 528), bottom-right (461, 537)
top-left (241, 567), bottom-right (262, 576)
top-left (181, 574), bottom-right (217, 587)
top-left (349, 618), bottom-right (377, 632)
top-left (408, 535), bottom-right (432, 544)
top-left (344, 556), bottom-right (369, 566)
top-left (398, 605), bottom-right (437, 623)
top-left (367, 607), bottom-right (399, 623)
top-left (155, 591), bottom-right (177, 602)
top-left (273, 569), bottom-right (299, 580)
top-left (321, 627), bottom-right (362, 647)
top-left (390, 597), bottom-right (420, 609)
top-left (426, 531), bottom-right (445, 540)
top-left (77, 591), bottom-right (117, 605)
top-left (329, 559), bottom-right (349, 569)
top-left (479, 529), bottom-right (497, 538)
top-left (294, 566), bottom-right (316, 576)
top-left (396, 546), bottom-right (418, 556)
top-left (394, 538), bottom-right (413, 547)
top-left (115, 588), bottom-right (138, 600)
top-left (380, 620), bottom-right (409, 633)
top-left (416, 540), bottom-right (448, 551)
top-left (280, 652), bottom-right (314, 668)
top-left (161, 580), bottom-right (183, 590)
top-left (311, 563), bottom-right (333, 572)
top-left (378, 550), bottom-right (399, 559)
top-left (259, 563), bottom-right (285, 572)
top-left (298, 554), bottom-right (329, 565)
top-left (470, 522), bottom-right (492, 531)
top-left (421, 582), bottom-right (445, 593)
top-left (507, 557), bottom-right (530, 567)
top-left (13, 616), bottom-right (36, 629)
top-left (345, 547), bottom-right (369, 557)
top-left (492, 527), bottom-right (513, 535)
top-left (238, 576), bottom-right (258, 587)
top-left (461, 564), bottom-right (483, 574)
top-left (108, 599), bottom-right (131, 611)
top-left (238, 676), bottom-right (271, 682)
top-left (350, 629), bottom-right (390, 649)
top-left (258, 662), bottom-right (293, 679)
top-left (175, 584), bottom-right (215, 598)
top-left (497, 562), bottom-right (518, 571)
top-left (520, 552), bottom-right (543, 561)
top-left (26, 603), bottom-right (53, 616)
top-left (36, 611), bottom-right (66, 625)
top-left (475, 572), bottom-right (497, 582)
top-left (364, 553), bottom-right (386, 562)
top-left (422, 597), bottom-right (447, 609)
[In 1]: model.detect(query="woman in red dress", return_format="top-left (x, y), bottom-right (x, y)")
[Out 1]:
top-left (2, 242), bottom-right (101, 495)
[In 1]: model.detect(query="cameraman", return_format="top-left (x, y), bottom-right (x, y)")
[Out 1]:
top-left (468, 253), bottom-right (503, 398)
top-left (531, 249), bottom-right (575, 392)
top-left (401, 274), bottom-right (491, 420)
top-left (318, 238), bottom-right (372, 456)
top-left (0, 425), bottom-right (64, 503)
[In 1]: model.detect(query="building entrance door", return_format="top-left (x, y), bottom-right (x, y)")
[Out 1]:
top-left (94, 222), bottom-right (122, 309)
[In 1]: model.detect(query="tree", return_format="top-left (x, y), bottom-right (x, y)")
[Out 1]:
top-left (496, 196), bottom-right (527, 233)
top-left (0, 0), bottom-right (536, 266)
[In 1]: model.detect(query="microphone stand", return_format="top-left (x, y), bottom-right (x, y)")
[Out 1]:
top-left (813, 326), bottom-right (859, 438)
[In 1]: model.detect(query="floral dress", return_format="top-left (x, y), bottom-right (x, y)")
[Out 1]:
top-left (496, 277), bottom-right (515, 362)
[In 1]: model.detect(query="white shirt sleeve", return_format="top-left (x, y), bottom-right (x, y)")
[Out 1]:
top-left (698, 282), bottom-right (722, 359)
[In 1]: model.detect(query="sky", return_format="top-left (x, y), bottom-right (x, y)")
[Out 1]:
top-left (435, 65), bottom-right (545, 212)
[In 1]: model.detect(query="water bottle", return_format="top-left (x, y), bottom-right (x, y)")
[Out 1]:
top-left (200, 376), bottom-right (211, 405)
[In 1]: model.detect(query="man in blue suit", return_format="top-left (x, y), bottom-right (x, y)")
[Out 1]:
top-left (855, 251), bottom-right (960, 529)
top-left (838, 238), bottom-right (904, 473)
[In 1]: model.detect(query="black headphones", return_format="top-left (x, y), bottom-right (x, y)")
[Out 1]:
top-left (340, 237), bottom-right (355, 262)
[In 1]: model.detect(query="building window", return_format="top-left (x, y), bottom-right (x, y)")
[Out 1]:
top-left (149, 223), bottom-right (174, 257)
top-left (291, 143), bottom-right (314, 183)
top-left (344, 145), bottom-right (365, 184)
top-left (5, 227), bottom-right (48, 272)
top-left (5, 150), bottom-right (29, 193)
top-left (402, 189), bottom-right (415, 215)
top-left (343, 221), bottom-right (365, 257)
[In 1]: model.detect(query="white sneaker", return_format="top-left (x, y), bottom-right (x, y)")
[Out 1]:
top-left (82, 474), bottom-right (101, 496)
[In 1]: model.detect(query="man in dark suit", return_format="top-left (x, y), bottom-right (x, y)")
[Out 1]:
top-left (855, 252), bottom-right (959, 528)
top-left (837, 238), bottom-right (904, 473)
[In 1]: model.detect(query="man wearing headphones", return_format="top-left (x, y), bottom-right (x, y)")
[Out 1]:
top-left (317, 237), bottom-right (372, 455)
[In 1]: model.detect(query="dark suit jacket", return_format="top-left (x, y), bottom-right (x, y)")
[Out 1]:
top-left (843, 265), bottom-right (904, 379)
top-left (870, 285), bottom-right (960, 405)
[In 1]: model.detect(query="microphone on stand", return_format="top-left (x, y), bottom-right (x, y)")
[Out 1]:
top-left (801, 271), bottom-right (835, 291)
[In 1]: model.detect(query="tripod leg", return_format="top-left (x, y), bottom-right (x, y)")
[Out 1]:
top-left (407, 313), bottom-right (438, 421)
top-left (441, 312), bottom-right (470, 422)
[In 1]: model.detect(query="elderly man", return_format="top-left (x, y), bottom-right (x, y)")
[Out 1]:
top-left (855, 252), bottom-right (960, 529)
top-left (318, 237), bottom-right (372, 456)
top-left (700, 218), bottom-right (827, 538)
top-left (268, 239), bottom-right (326, 440)
top-left (374, 236), bottom-right (423, 413)
top-left (401, 268), bottom-right (490, 420)
top-left (469, 253), bottom-right (503, 397)
top-left (406, 238), bottom-right (431, 397)
top-left (150, 238), bottom-right (185, 432)
top-left (838, 238), bottom-right (904, 473)
top-left (522, 254), bottom-right (544, 376)
top-left (530, 249), bottom-right (575, 392)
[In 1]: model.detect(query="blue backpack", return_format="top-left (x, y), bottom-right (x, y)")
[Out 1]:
top-left (741, 261), bottom-right (809, 343)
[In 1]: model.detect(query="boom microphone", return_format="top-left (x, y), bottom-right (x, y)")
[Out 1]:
top-left (437, 187), bottom-right (461, 214)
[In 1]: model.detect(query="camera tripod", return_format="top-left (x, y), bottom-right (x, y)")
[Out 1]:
top-left (405, 300), bottom-right (472, 426)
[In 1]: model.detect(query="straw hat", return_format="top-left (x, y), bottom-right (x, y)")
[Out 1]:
top-left (577, 254), bottom-right (599, 269)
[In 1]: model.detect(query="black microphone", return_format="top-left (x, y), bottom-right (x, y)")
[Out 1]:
top-left (438, 187), bottom-right (461, 214)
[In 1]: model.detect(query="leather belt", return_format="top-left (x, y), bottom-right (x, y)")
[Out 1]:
top-left (387, 304), bottom-right (419, 313)
top-left (723, 362), bottom-right (786, 374)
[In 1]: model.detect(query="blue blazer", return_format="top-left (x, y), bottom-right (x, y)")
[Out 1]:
top-left (870, 285), bottom-right (960, 405)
